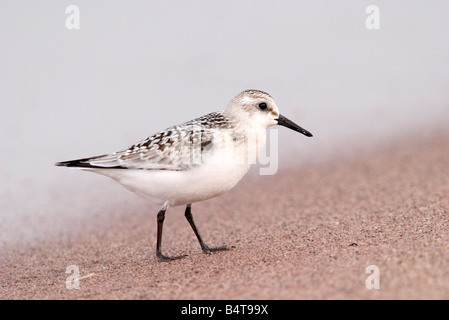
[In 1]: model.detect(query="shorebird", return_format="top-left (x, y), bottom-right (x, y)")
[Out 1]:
top-left (56, 89), bottom-right (313, 261)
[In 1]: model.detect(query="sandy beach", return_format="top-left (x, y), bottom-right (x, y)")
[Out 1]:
top-left (1, 130), bottom-right (448, 300)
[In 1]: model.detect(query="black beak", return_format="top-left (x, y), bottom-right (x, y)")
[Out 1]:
top-left (277, 114), bottom-right (313, 137)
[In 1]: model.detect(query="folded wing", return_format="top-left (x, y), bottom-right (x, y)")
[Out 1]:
top-left (55, 112), bottom-right (234, 171)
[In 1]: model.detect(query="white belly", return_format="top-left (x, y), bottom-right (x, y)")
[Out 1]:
top-left (86, 127), bottom-right (266, 207)
top-left (91, 161), bottom-right (251, 206)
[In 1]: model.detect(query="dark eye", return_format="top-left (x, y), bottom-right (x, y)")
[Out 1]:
top-left (258, 102), bottom-right (267, 110)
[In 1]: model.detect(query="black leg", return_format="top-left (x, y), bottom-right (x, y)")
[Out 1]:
top-left (184, 204), bottom-right (229, 253)
top-left (156, 204), bottom-right (187, 262)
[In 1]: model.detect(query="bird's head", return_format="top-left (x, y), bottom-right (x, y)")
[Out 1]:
top-left (225, 89), bottom-right (313, 137)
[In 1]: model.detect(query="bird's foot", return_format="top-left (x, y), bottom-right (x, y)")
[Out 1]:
top-left (156, 252), bottom-right (188, 262)
top-left (201, 244), bottom-right (232, 254)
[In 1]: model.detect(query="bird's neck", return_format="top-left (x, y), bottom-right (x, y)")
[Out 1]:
top-left (231, 124), bottom-right (267, 166)
top-left (222, 110), bottom-right (268, 165)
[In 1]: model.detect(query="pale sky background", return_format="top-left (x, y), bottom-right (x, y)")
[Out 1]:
top-left (1, 0), bottom-right (448, 247)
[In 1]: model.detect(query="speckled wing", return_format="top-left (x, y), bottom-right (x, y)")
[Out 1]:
top-left (56, 112), bottom-right (234, 171)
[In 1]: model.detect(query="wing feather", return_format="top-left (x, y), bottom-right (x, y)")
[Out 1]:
top-left (56, 112), bottom-right (235, 171)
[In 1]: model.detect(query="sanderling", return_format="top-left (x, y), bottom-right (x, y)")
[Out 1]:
top-left (56, 89), bottom-right (312, 261)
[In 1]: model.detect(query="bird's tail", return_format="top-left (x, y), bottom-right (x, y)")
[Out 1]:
top-left (55, 155), bottom-right (106, 169)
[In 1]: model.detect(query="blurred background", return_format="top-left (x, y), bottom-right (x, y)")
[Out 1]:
top-left (1, 0), bottom-right (448, 248)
